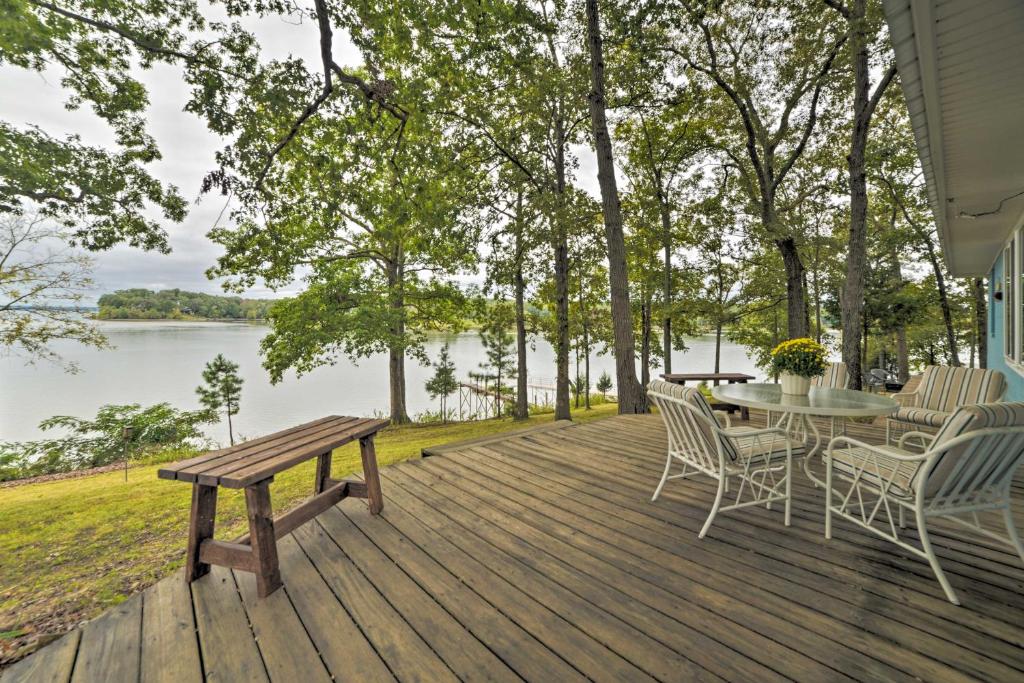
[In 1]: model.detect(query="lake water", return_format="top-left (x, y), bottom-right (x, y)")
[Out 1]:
top-left (0, 320), bottom-right (764, 443)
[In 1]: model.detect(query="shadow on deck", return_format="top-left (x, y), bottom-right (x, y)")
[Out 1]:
top-left (5, 413), bottom-right (1024, 682)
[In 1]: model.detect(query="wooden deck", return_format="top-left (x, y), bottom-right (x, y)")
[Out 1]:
top-left (5, 413), bottom-right (1024, 682)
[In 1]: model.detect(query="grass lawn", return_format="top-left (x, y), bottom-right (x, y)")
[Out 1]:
top-left (0, 404), bottom-right (618, 664)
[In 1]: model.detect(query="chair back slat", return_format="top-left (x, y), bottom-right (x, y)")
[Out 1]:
top-left (916, 366), bottom-right (1006, 412)
top-left (648, 380), bottom-right (737, 475)
top-left (921, 402), bottom-right (1024, 502)
top-left (812, 362), bottom-right (849, 389)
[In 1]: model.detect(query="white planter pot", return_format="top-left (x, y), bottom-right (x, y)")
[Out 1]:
top-left (780, 373), bottom-right (811, 396)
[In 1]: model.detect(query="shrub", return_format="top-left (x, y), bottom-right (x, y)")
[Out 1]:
top-left (0, 403), bottom-right (215, 481)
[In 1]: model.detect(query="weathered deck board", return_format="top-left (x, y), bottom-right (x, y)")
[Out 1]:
top-left (7, 412), bottom-right (1024, 682)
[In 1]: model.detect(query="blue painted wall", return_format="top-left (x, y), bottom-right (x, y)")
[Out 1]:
top-left (987, 256), bottom-right (1024, 400)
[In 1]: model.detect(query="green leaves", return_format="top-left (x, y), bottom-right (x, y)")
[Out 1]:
top-left (0, 124), bottom-right (186, 252)
top-left (0, 402), bottom-right (214, 479)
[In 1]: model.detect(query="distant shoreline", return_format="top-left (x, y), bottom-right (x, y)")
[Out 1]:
top-left (90, 317), bottom-right (268, 323)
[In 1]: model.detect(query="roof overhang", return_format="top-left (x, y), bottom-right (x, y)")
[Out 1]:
top-left (883, 0), bottom-right (1024, 277)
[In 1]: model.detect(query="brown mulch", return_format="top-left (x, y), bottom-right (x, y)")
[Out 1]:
top-left (0, 461), bottom-right (129, 489)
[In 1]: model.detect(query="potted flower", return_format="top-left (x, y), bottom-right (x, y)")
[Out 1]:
top-left (769, 337), bottom-right (828, 395)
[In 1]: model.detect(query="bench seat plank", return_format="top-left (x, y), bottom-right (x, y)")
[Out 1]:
top-left (215, 419), bottom-right (387, 488)
top-left (190, 417), bottom-right (366, 486)
top-left (158, 415), bottom-right (342, 478)
top-left (159, 417), bottom-right (387, 488)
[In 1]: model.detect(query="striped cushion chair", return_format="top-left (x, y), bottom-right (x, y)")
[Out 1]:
top-left (824, 402), bottom-right (1024, 605)
top-left (814, 361), bottom-right (850, 438)
top-left (886, 366), bottom-right (1007, 444)
top-left (647, 380), bottom-right (802, 538)
top-left (812, 361), bottom-right (849, 390)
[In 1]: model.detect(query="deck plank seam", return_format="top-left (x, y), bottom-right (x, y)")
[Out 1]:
top-left (473, 440), bottom-right (1024, 661)
top-left (185, 581), bottom-right (209, 681)
top-left (333, 502), bottom-right (571, 683)
top-left (539, 426), bottom-right (1024, 590)
top-left (455, 443), bottom-right (1024, 677)
top-left (345, 472), bottom-right (603, 683)
top-left (289, 527), bottom-right (409, 683)
top-left (514, 431), bottom-right (1024, 615)
top-left (307, 516), bottom-right (464, 683)
top-left (385, 462), bottom-right (826, 683)
top-left (416, 452), bottom-right (961, 682)
top-left (379, 465), bottom-right (730, 683)
top-left (227, 565), bottom-right (274, 682)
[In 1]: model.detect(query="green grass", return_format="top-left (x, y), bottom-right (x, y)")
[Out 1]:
top-left (0, 404), bottom-right (618, 661)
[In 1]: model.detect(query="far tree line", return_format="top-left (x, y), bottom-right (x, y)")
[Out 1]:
top-left (0, 0), bottom-right (986, 427)
top-left (96, 289), bottom-right (275, 321)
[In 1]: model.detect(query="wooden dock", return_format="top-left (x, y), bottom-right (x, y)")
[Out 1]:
top-left (4, 412), bottom-right (1023, 682)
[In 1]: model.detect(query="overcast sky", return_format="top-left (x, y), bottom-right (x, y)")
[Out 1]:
top-left (1, 8), bottom-right (602, 305)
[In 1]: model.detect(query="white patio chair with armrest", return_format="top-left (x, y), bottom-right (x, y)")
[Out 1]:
top-left (824, 402), bottom-right (1024, 605)
top-left (886, 366), bottom-right (1006, 445)
top-left (648, 379), bottom-right (800, 538)
top-left (768, 361), bottom-right (849, 437)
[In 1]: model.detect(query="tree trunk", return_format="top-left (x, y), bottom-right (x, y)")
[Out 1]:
top-left (574, 342), bottom-right (581, 409)
top-left (580, 286), bottom-right (592, 410)
top-left (585, 0), bottom-right (646, 412)
top-left (929, 251), bottom-right (961, 366)
top-left (386, 257), bottom-right (409, 424)
top-left (896, 327), bottom-right (910, 383)
top-left (226, 408), bottom-right (234, 446)
top-left (813, 240), bottom-right (822, 344)
top-left (553, 119), bottom-right (572, 421)
top-left (839, 0), bottom-right (871, 391)
top-left (776, 235), bottom-right (809, 338)
top-left (974, 277), bottom-right (987, 369)
top-left (715, 322), bottom-right (723, 374)
top-left (513, 193), bottom-right (529, 419)
top-left (657, 176), bottom-right (673, 374)
top-left (584, 328), bottom-right (591, 409)
top-left (641, 297), bottom-right (652, 387)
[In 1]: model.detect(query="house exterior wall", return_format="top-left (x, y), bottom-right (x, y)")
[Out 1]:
top-left (987, 255), bottom-right (1024, 400)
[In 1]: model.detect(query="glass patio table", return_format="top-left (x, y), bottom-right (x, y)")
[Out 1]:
top-left (710, 383), bottom-right (899, 485)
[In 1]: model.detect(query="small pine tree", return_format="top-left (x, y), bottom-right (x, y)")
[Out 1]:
top-left (596, 371), bottom-right (613, 399)
top-left (196, 354), bottom-right (243, 445)
top-left (425, 344), bottom-right (458, 423)
top-left (479, 324), bottom-right (516, 415)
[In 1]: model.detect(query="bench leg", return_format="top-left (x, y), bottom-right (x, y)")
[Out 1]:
top-left (360, 436), bottom-right (384, 515)
top-left (245, 480), bottom-right (282, 597)
top-left (314, 451), bottom-right (332, 494)
top-left (186, 484), bottom-right (218, 584)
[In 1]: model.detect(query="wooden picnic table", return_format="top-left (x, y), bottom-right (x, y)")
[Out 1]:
top-left (158, 415), bottom-right (388, 597)
top-left (660, 372), bottom-right (756, 419)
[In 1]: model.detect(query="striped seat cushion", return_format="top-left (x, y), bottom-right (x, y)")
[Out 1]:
top-left (830, 445), bottom-right (920, 498)
top-left (918, 402), bottom-right (1024, 497)
top-left (892, 406), bottom-right (950, 428)
top-left (727, 431), bottom-right (804, 471)
top-left (648, 380), bottom-right (741, 461)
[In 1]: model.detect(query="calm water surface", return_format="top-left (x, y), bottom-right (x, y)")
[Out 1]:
top-left (0, 320), bottom-right (763, 443)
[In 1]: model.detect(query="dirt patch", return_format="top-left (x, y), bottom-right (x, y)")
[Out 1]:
top-left (0, 461), bottom-right (130, 489)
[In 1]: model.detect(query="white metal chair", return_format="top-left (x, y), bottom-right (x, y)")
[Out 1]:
top-left (824, 402), bottom-right (1024, 605)
top-left (768, 361), bottom-right (849, 437)
top-left (648, 380), bottom-right (799, 538)
top-left (886, 365), bottom-right (1007, 445)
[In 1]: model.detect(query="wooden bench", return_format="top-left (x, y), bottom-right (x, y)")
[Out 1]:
top-left (158, 416), bottom-right (388, 597)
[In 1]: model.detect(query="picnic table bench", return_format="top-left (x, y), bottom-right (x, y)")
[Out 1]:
top-left (660, 372), bottom-right (756, 420)
top-left (158, 416), bottom-right (388, 597)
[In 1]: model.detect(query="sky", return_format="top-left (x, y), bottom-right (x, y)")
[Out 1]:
top-left (1, 7), bottom-right (602, 305)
